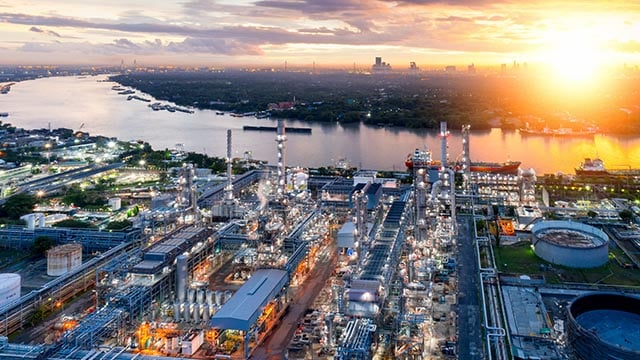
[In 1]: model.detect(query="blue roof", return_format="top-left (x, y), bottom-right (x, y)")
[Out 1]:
top-left (210, 269), bottom-right (288, 331)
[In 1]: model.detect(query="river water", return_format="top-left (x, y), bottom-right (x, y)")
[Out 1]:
top-left (1, 75), bottom-right (639, 174)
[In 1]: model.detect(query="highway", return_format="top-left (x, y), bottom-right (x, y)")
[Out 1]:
top-left (0, 163), bottom-right (124, 205)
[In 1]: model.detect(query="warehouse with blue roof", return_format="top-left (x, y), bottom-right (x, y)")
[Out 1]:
top-left (209, 268), bottom-right (289, 359)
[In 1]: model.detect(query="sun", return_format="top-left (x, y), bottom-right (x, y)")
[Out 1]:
top-left (540, 31), bottom-right (607, 85)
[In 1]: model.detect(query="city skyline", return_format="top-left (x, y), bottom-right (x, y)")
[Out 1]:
top-left (0, 0), bottom-right (639, 73)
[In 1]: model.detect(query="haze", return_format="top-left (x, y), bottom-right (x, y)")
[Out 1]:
top-left (1, 0), bottom-right (639, 70)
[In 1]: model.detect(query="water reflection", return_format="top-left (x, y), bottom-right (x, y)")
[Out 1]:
top-left (1, 75), bottom-right (639, 174)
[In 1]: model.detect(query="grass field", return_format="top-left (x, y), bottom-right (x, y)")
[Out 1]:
top-left (495, 242), bottom-right (640, 286)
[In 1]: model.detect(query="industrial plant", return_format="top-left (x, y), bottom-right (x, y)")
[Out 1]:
top-left (0, 119), bottom-right (638, 360)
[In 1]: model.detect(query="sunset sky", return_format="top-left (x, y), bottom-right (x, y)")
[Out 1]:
top-left (1, 0), bottom-right (640, 69)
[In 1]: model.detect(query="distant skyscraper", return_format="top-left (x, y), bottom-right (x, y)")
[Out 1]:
top-left (409, 61), bottom-right (420, 72)
top-left (445, 65), bottom-right (456, 72)
top-left (501, 63), bottom-right (507, 74)
top-left (468, 63), bottom-right (476, 74)
top-left (372, 57), bottom-right (391, 73)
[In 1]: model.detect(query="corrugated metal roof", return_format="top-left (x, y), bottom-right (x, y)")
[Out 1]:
top-left (210, 269), bottom-right (288, 331)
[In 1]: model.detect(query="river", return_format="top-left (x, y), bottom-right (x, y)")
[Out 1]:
top-left (1, 75), bottom-right (639, 174)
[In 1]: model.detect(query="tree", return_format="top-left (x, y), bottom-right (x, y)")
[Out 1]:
top-left (31, 236), bottom-right (56, 257)
top-left (0, 193), bottom-right (37, 219)
top-left (619, 209), bottom-right (634, 223)
top-left (52, 219), bottom-right (97, 229)
top-left (106, 219), bottom-right (133, 231)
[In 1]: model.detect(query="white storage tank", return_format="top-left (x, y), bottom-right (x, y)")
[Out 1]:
top-left (47, 243), bottom-right (83, 276)
top-left (108, 197), bottom-right (122, 211)
top-left (0, 273), bottom-right (21, 306)
top-left (20, 214), bottom-right (36, 229)
top-left (532, 220), bottom-right (609, 268)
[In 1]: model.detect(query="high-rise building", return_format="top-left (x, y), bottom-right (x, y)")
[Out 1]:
top-left (372, 57), bottom-right (391, 73)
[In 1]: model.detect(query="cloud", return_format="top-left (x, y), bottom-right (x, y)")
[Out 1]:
top-left (29, 25), bottom-right (63, 38)
top-left (255, 0), bottom-right (382, 14)
top-left (18, 36), bottom-right (263, 57)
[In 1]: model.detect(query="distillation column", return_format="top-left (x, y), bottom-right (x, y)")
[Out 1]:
top-left (276, 119), bottom-right (287, 195)
top-left (440, 121), bottom-right (449, 169)
top-left (222, 129), bottom-right (236, 218)
top-left (461, 124), bottom-right (472, 191)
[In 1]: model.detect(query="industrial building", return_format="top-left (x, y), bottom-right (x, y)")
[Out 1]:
top-left (532, 220), bottom-right (609, 268)
top-left (210, 268), bottom-right (289, 358)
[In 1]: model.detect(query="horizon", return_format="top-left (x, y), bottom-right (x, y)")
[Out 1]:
top-left (1, 1), bottom-right (639, 74)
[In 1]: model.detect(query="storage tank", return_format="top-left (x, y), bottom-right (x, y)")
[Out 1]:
top-left (173, 303), bottom-right (180, 322)
top-left (47, 243), bottom-right (82, 276)
top-left (108, 197), bottom-right (122, 211)
top-left (567, 293), bottom-right (640, 360)
top-left (20, 214), bottom-right (35, 229)
top-left (0, 273), bottom-right (21, 306)
top-left (531, 220), bottom-right (608, 268)
top-left (176, 255), bottom-right (187, 303)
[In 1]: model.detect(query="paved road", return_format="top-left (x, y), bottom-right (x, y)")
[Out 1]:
top-left (251, 241), bottom-right (337, 359)
top-left (456, 216), bottom-right (484, 360)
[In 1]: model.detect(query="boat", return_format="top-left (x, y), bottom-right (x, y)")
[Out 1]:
top-left (0, 112), bottom-right (8, 117)
top-left (468, 161), bottom-right (521, 174)
top-left (575, 158), bottom-right (608, 176)
top-left (575, 157), bottom-right (640, 177)
top-left (405, 148), bottom-right (439, 170)
top-left (404, 148), bottom-right (520, 174)
top-left (243, 125), bottom-right (311, 134)
top-left (215, 111), bottom-right (225, 115)
top-left (519, 127), bottom-right (596, 137)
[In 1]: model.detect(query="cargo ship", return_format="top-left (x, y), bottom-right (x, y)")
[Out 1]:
top-left (575, 158), bottom-right (608, 176)
top-left (405, 148), bottom-right (520, 174)
top-left (575, 158), bottom-right (640, 177)
top-left (519, 126), bottom-right (596, 137)
top-left (467, 160), bottom-right (521, 174)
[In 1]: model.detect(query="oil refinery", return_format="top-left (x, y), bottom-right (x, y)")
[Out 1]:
top-left (0, 120), bottom-right (638, 360)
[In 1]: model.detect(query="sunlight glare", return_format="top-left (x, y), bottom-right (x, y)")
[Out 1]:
top-left (542, 31), bottom-right (606, 85)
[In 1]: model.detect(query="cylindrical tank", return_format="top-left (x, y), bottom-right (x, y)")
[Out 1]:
top-left (21, 214), bottom-right (35, 229)
top-left (0, 273), bottom-right (21, 306)
top-left (37, 213), bottom-right (46, 227)
top-left (173, 303), bottom-right (180, 322)
top-left (47, 243), bottom-right (82, 276)
top-left (183, 303), bottom-right (190, 321)
top-left (108, 197), bottom-right (122, 211)
top-left (206, 290), bottom-right (214, 306)
top-left (202, 304), bottom-right (210, 323)
top-left (188, 288), bottom-right (195, 304)
top-left (176, 255), bottom-right (188, 303)
top-left (198, 289), bottom-right (206, 304)
top-left (193, 303), bottom-right (200, 323)
top-left (214, 291), bottom-right (222, 306)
